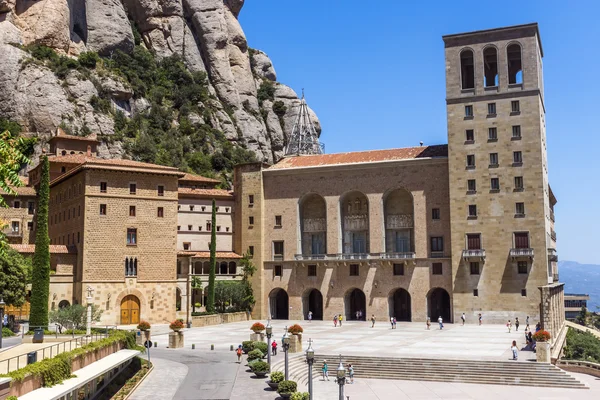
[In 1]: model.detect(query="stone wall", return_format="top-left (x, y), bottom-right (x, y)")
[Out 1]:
top-left (191, 311), bottom-right (249, 327)
top-left (539, 282), bottom-right (565, 344)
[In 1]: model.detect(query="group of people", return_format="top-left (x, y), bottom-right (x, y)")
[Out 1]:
top-left (321, 360), bottom-right (354, 384)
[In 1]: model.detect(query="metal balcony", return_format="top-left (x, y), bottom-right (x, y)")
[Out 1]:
top-left (338, 253), bottom-right (369, 260)
top-left (273, 255), bottom-right (284, 261)
top-left (378, 252), bottom-right (416, 260)
top-left (430, 251), bottom-right (446, 259)
top-left (510, 248), bottom-right (534, 260)
top-left (547, 248), bottom-right (558, 262)
top-left (294, 254), bottom-right (327, 261)
top-left (550, 230), bottom-right (557, 242)
top-left (462, 249), bottom-right (486, 260)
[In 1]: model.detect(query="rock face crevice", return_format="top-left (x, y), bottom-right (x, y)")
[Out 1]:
top-left (0, 0), bottom-right (320, 164)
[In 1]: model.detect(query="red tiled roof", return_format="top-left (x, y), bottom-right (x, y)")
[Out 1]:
top-left (269, 145), bottom-right (448, 170)
top-left (178, 187), bottom-right (233, 198)
top-left (9, 244), bottom-right (77, 254)
top-left (177, 251), bottom-right (242, 259)
top-left (48, 134), bottom-right (98, 143)
top-left (179, 173), bottom-right (220, 184)
top-left (0, 185), bottom-right (36, 196)
top-left (46, 154), bottom-right (179, 171)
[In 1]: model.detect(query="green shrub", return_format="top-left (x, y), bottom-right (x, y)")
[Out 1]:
top-left (2, 327), bottom-right (15, 337)
top-left (252, 341), bottom-right (267, 355)
top-left (250, 360), bottom-right (270, 373)
top-left (25, 329), bottom-right (53, 335)
top-left (291, 392), bottom-right (309, 400)
top-left (78, 52), bottom-right (100, 69)
top-left (242, 340), bottom-right (253, 353)
top-left (6, 396), bottom-right (18, 400)
top-left (270, 371), bottom-right (284, 383)
top-left (257, 80), bottom-right (275, 104)
top-left (272, 100), bottom-right (287, 117)
top-left (564, 328), bottom-right (600, 363)
top-left (277, 380), bottom-right (297, 394)
top-left (247, 349), bottom-right (263, 362)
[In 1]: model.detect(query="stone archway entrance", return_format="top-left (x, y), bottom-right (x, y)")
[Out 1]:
top-left (302, 289), bottom-right (323, 320)
top-left (269, 288), bottom-right (289, 319)
top-left (389, 288), bottom-right (411, 321)
top-left (428, 288), bottom-right (451, 322)
top-left (120, 295), bottom-right (140, 325)
top-left (345, 288), bottom-right (366, 320)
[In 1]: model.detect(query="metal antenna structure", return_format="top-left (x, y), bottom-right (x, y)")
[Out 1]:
top-left (284, 90), bottom-right (324, 156)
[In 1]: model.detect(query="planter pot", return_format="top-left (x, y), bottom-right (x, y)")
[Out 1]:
top-left (136, 330), bottom-right (151, 345)
top-left (266, 381), bottom-right (279, 390)
top-left (279, 393), bottom-right (291, 399)
top-left (169, 331), bottom-right (184, 349)
top-left (289, 334), bottom-right (303, 353)
top-left (250, 332), bottom-right (265, 341)
top-left (254, 371), bottom-right (268, 378)
top-left (536, 341), bottom-right (551, 363)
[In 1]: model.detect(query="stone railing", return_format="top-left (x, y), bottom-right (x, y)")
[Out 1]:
top-left (462, 249), bottom-right (485, 259)
top-left (191, 311), bottom-right (249, 328)
top-left (294, 252), bottom-right (416, 261)
top-left (509, 248), bottom-right (534, 258)
top-left (557, 359), bottom-right (600, 378)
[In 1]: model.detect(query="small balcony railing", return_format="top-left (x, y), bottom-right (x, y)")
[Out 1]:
top-left (3, 229), bottom-right (22, 237)
top-left (273, 255), bottom-right (284, 261)
top-left (462, 249), bottom-right (485, 259)
top-left (510, 248), bottom-right (534, 259)
top-left (550, 210), bottom-right (555, 222)
top-left (548, 248), bottom-right (558, 262)
top-left (550, 230), bottom-right (557, 242)
top-left (338, 253), bottom-right (370, 260)
top-left (430, 251), bottom-right (446, 258)
top-left (294, 254), bottom-right (327, 261)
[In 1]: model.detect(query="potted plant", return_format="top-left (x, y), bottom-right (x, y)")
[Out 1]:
top-left (288, 324), bottom-right (304, 353)
top-left (291, 392), bottom-right (310, 400)
top-left (242, 340), bottom-right (254, 354)
top-left (533, 330), bottom-right (552, 363)
top-left (267, 371), bottom-right (284, 390)
top-left (136, 320), bottom-right (151, 345)
top-left (250, 360), bottom-right (270, 377)
top-left (252, 341), bottom-right (268, 357)
top-left (168, 320), bottom-right (185, 349)
top-left (277, 380), bottom-right (297, 399)
top-left (250, 322), bottom-right (266, 341)
top-left (247, 349), bottom-right (264, 363)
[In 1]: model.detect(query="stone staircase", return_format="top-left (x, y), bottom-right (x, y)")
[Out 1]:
top-left (272, 354), bottom-right (587, 389)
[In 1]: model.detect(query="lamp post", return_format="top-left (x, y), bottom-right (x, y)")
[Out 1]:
top-left (306, 338), bottom-right (315, 400)
top-left (282, 327), bottom-right (290, 381)
top-left (336, 354), bottom-right (346, 400)
top-left (266, 320), bottom-right (272, 366)
top-left (0, 296), bottom-right (5, 349)
top-left (86, 286), bottom-right (93, 336)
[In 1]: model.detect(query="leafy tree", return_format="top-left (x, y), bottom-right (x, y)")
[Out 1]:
top-left (257, 80), bottom-right (275, 104)
top-left (206, 199), bottom-right (217, 313)
top-left (576, 306), bottom-right (588, 326)
top-left (77, 52), bottom-right (100, 69)
top-left (49, 304), bottom-right (103, 330)
top-left (0, 248), bottom-right (29, 306)
top-left (564, 328), bottom-right (600, 363)
top-left (239, 250), bottom-right (256, 311)
top-left (191, 276), bottom-right (203, 313)
top-left (29, 156), bottom-right (50, 328)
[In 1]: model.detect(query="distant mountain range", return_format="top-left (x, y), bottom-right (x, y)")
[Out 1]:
top-left (559, 261), bottom-right (600, 311)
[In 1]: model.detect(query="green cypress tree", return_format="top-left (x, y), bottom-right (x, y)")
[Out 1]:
top-left (29, 156), bottom-right (50, 328)
top-left (206, 198), bottom-right (217, 313)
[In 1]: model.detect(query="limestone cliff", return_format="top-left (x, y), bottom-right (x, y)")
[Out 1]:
top-left (0, 0), bottom-right (320, 164)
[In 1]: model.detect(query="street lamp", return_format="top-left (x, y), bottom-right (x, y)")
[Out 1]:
top-left (86, 286), bottom-right (94, 336)
top-left (282, 327), bottom-right (290, 381)
top-left (266, 320), bottom-right (272, 366)
top-left (336, 354), bottom-right (346, 400)
top-left (306, 338), bottom-right (315, 400)
top-left (0, 296), bottom-right (5, 349)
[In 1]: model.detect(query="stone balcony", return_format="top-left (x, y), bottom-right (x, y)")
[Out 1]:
top-left (510, 248), bottom-right (534, 260)
top-left (294, 252), bottom-right (416, 261)
top-left (462, 249), bottom-right (486, 260)
top-left (548, 248), bottom-right (558, 262)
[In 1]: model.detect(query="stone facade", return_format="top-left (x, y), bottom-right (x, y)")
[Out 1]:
top-left (0, 189), bottom-right (36, 245)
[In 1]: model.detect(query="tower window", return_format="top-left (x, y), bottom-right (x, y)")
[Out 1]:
top-left (513, 151), bottom-right (523, 165)
top-left (488, 127), bottom-right (497, 140)
top-left (466, 155), bottom-right (475, 168)
top-left (511, 100), bottom-right (521, 113)
top-left (515, 202), bottom-right (525, 216)
top-left (129, 183), bottom-right (136, 195)
top-left (100, 182), bottom-right (107, 193)
top-left (308, 265), bottom-right (317, 277)
top-left (490, 178), bottom-right (500, 191)
top-left (349, 264), bottom-right (359, 276)
top-left (507, 44), bottom-right (523, 84)
top-left (514, 176), bottom-right (524, 190)
top-left (467, 179), bottom-right (476, 193)
top-left (465, 129), bottom-right (474, 142)
top-left (512, 125), bottom-right (521, 139)
top-left (393, 263), bottom-right (405, 276)
top-left (470, 262), bottom-right (480, 275)
top-left (483, 47), bottom-right (498, 87)
top-left (464, 105), bottom-right (473, 117)
top-left (468, 205), bottom-right (477, 218)
top-left (518, 261), bottom-right (528, 274)
top-left (432, 263), bottom-right (443, 275)
top-left (489, 153), bottom-right (498, 167)
top-left (487, 103), bottom-right (496, 116)
top-left (432, 208), bottom-right (440, 220)
top-left (460, 49), bottom-right (475, 89)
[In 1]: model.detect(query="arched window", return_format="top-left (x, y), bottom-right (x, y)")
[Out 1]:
top-left (219, 261), bottom-right (228, 274)
top-left (228, 262), bottom-right (237, 275)
top-left (507, 43), bottom-right (523, 84)
top-left (125, 257), bottom-right (137, 276)
top-left (460, 49), bottom-right (475, 89)
top-left (61, 150), bottom-right (67, 156)
top-left (483, 47), bottom-right (498, 87)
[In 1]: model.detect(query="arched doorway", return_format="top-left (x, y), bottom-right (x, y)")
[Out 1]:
top-left (269, 288), bottom-right (289, 319)
top-left (120, 295), bottom-right (140, 325)
top-left (428, 288), bottom-right (451, 322)
top-left (345, 288), bottom-right (366, 320)
top-left (389, 288), bottom-right (411, 321)
top-left (302, 289), bottom-right (323, 320)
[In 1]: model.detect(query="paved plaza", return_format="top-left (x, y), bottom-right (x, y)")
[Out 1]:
top-left (124, 320), bottom-right (600, 399)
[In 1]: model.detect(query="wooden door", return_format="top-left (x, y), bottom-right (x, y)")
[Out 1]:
top-left (120, 295), bottom-right (140, 325)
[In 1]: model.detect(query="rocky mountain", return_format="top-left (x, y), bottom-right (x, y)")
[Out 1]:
top-left (559, 260), bottom-right (600, 311)
top-left (0, 0), bottom-right (320, 167)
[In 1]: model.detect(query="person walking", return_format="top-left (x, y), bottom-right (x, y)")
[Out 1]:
top-left (438, 316), bottom-right (444, 330)
top-left (426, 317), bottom-right (431, 330)
top-left (356, 310), bottom-right (359, 320)
top-left (393, 317), bottom-right (397, 329)
top-left (390, 316), bottom-right (394, 329)
top-left (478, 313), bottom-right (482, 326)
top-left (371, 314), bottom-right (376, 328)
top-left (507, 320), bottom-right (512, 333)
top-left (515, 317), bottom-right (520, 331)
top-left (348, 364), bottom-right (354, 384)
top-left (308, 311), bottom-right (313, 322)
top-left (271, 340), bottom-right (278, 356)
top-left (511, 340), bottom-right (518, 360)
top-left (333, 315), bottom-right (338, 327)
top-left (322, 360), bottom-right (330, 381)
top-left (525, 316), bottom-right (530, 332)
top-left (236, 345), bottom-right (243, 363)
top-left (339, 314), bottom-right (343, 327)
top-left (461, 313), bottom-right (466, 326)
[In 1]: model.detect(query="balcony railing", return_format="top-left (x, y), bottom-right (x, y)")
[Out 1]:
top-left (552, 273), bottom-right (559, 282)
top-left (273, 255), bottom-right (284, 261)
top-left (550, 210), bottom-right (555, 222)
top-left (510, 248), bottom-right (534, 259)
top-left (339, 253), bottom-right (370, 260)
top-left (378, 252), bottom-right (416, 260)
top-left (294, 254), bottom-right (327, 261)
top-left (550, 230), bottom-right (557, 242)
top-left (430, 251), bottom-right (446, 258)
top-left (548, 248), bottom-right (558, 262)
top-left (2, 229), bottom-right (22, 237)
top-left (293, 252), bottom-right (416, 261)
top-left (462, 249), bottom-right (486, 259)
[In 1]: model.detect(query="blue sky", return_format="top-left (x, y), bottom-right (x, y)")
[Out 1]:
top-left (240, 1), bottom-right (600, 265)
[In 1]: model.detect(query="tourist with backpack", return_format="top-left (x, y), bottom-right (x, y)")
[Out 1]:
top-left (236, 345), bottom-right (243, 363)
top-left (271, 340), bottom-right (278, 356)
